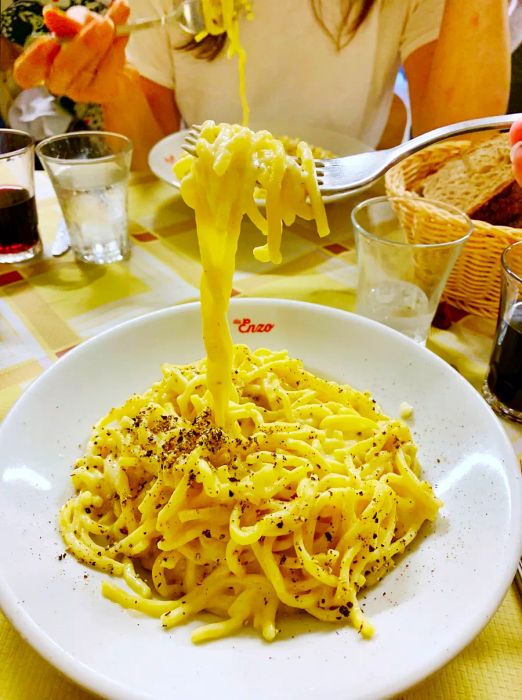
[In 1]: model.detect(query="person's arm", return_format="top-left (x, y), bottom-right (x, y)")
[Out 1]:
top-left (101, 68), bottom-right (180, 169)
top-left (404, 0), bottom-right (510, 136)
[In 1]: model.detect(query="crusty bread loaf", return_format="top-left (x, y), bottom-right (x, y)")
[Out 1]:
top-left (418, 133), bottom-right (522, 227)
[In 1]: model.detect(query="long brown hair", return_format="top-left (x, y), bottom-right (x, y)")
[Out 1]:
top-left (178, 0), bottom-right (377, 60)
top-left (311, 0), bottom-right (377, 50)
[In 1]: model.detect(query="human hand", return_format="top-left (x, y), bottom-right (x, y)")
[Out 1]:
top-left (510, 119), bottom-right (522, 188)
top-left (13, 0), bottom-right (130, 105)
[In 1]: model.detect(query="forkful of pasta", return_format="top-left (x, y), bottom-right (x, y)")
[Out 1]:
top-left (183, 116), bottom-right (519, 196)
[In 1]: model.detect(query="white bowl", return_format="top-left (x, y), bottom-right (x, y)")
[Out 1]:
top-left (0, 298), bottom-right (520, 700)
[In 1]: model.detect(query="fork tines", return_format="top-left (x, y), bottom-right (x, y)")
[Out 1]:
top-left (313, 159), bottom-right (326, 187)
top-left (181, 125), bottom-right (202, 156)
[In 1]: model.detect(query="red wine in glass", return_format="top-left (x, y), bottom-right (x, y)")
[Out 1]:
top-left (0, 185), bottom-right (40, 256)
top-left (487, 301), bottom-right (522, 412)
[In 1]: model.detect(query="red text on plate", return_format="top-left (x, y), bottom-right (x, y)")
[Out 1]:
top-left (233, 318), bottom-right (275, 333)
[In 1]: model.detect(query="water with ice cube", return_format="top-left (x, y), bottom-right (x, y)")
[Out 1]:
top-left (54, 162), bottom-right (129, 264)
top-left (356, 280), bottom-right (432, 344)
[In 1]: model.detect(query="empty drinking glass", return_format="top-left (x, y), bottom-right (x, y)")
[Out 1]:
top-left (482, 241), bottom-right (522, 423)
top-left (351, 196), bottom-right (473, 345)
top-left (36, 131), bottom-right (132, 264)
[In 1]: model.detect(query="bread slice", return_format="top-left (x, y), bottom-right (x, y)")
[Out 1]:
top-left (419, 132), bottom-right (522, 226)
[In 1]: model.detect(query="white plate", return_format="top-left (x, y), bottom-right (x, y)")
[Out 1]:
top-left (148, 130), bottom-right (188, 189)
top-left (0, 299), bottom-right (521, 700)
top-left (148, 129), bottom-right (374, 203)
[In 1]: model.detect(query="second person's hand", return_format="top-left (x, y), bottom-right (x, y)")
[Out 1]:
top-left (13, 0), bottom-right (131, 105)
top-left (510, 120), bottom-right (522, 188)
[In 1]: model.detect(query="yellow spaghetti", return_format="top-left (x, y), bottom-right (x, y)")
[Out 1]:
top-left (278, 135), bottom-right (336, 160)
top-left (198, 0), bottom-right (253, 125)
top-left (174, 121), bottom-right (329, 426)
top-left (59, 122), bottom-right (441, 644)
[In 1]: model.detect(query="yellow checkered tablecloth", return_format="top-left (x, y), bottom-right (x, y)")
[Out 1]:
top-left (0, 171), bottom-right (520, 700)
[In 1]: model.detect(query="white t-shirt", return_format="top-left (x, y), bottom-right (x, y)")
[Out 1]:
top-left (127, 0), bottom-right (444, 149)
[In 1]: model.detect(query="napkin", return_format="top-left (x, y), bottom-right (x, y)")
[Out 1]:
top-left (8, 87), bottom-right (72, 142)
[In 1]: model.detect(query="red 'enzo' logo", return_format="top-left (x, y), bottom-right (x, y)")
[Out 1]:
top-left (233, 318), bottom-right (275, 333)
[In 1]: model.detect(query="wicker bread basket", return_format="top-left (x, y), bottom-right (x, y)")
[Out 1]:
top-left (385, 140), bottom-right (522, 318)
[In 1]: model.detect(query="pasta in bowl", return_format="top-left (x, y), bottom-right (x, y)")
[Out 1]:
top-left (0, 298), bottom-right (520, 700)
top-left (59, 342), bottom-right (440, 643)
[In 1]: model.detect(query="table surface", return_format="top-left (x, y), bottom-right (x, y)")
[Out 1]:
top-left (0, 171), bottom-right (521, 700)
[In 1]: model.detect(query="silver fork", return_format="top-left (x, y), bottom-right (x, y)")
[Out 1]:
top-left (182, 115), bottom-right (520, 194)
top-left (182, 125), bottom-right (202, 154)
top-left (115, 0), bottom-right (205, 36)
top-left (314, 114), bottom-right (521, 195)
top-left (115, 0), bottom-right (243, 37)
top-left (46, 0), bottom-right (206, 40)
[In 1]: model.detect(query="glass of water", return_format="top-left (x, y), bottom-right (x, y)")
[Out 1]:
top-left (351, 196), bottom-right (472, 345)
top-left (36, 131), bottom-right (132, 264)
